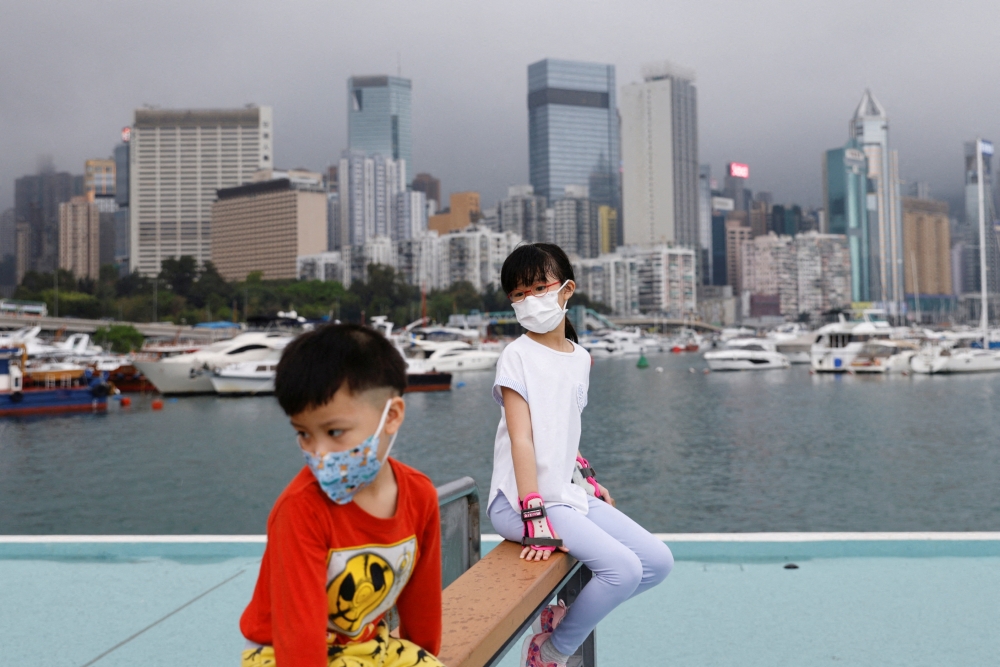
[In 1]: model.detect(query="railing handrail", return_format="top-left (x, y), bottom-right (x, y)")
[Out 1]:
top-left (436, 475), bottom-right (479, 508)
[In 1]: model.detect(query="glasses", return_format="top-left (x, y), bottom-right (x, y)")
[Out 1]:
top-left (508, 281), bottom-right (562, 303)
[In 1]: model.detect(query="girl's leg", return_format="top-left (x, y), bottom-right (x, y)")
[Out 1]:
top-left (487, 492), bottom-right (526, 542)
top-left (581, 496), bottom-right (674, 598)
top-left (544, 504), bottom-right (644, 656)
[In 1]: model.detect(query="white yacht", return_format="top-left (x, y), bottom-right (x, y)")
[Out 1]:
top-left (211, 360), bottom-right (279, 395)
top-left (704, 338), bottom-right (790, 371)
top-left (910, 342), bottom-right (1000, 374)
top-left (582, 329), bottom-right (649, 357)
top-left (404, 340), bottom-right (500, 372)
top-left (766, 324), bottom-right (813, 364)
top-left (134, 332), bottom-right (292, 394)
top-left (848, 340), bottom-right (918, 374)
top-left (810, 311), bottom-right (893, 372)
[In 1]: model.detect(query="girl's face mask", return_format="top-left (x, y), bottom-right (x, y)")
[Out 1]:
top-left (300, 399), bottom-right (398, 505)
top-left (511, 281), bottom-right (569, 334)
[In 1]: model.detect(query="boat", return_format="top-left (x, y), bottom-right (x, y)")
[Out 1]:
top-left (211, 360), bottom-right (279, 395)
top-left (703, 338), bottom-right (790, 371)
top-left (369, 316), bottom-right (453, 392)
top-left (582, 329), bottom-right (647, 357)
top-left (404, 340), bottom-right (500, 372)
top-left (848, 340), bottom-right (919, 374)
top-left (133, 332), bottom-right (293, 395)
top-left (810, 310), bottom-right (893, 372)
top-left (766, 324), bottom-right (813, 364)
top-left (0, 346), bottom-right (110, 417)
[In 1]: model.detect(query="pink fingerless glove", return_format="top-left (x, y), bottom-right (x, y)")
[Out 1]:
top-left (576, 455), bottom-right (602, 499)
top-left (519, 493), bottom-right (563, 551)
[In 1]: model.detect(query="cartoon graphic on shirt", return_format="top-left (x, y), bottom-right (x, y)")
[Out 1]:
top-left (326, 537), bottom-right (417, 638)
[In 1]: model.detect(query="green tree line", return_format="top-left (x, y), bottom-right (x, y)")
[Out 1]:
top-left (14, 257), bottom-right (609, 325)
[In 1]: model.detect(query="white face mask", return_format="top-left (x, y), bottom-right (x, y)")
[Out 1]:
top-left (511, 281), bottom-right (569, 334)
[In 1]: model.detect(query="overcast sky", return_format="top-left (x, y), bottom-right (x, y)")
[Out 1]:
top-left (3, 0), bottom-right (999, 214)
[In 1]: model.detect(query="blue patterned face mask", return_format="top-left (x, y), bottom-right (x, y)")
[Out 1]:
top-left (301, 399), bottom-right (398, 505)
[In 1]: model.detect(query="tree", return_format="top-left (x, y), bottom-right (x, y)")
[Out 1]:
top-left (93, 324), bottom-right (145, 353)
top-left (159, 256), bottom-right (198, 298)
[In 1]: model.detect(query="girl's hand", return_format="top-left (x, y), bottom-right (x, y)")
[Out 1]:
top-left (598, 483), bottom-right (616, 507)
top-left (520, 528), bottom-right (569, 562)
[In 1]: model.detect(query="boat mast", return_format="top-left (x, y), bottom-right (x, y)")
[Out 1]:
top-left (977, 138), bottom-right (991, 346)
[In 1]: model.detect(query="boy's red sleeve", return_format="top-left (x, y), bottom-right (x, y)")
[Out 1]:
top-left (395, 485), bottom-right (442, 655)
top-left (269, 494), bottom-right (331, 667)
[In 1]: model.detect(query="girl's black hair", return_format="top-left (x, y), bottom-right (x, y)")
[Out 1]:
top-left (500, 243), bottom-right (578, 343)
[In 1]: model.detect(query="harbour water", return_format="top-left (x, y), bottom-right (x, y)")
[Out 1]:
top-left (2, 351), bottom-right (1000, 535)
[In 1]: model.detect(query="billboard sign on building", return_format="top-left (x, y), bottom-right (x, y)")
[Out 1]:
top-left (121, 127), bottom-right (131, 143)
top-left (728, 162), bottom-right (749, 179)
top-left (712, 197), bottom-right (735, 212)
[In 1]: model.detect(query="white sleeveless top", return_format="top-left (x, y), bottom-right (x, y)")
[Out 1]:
top-left (489, 335), bottom-right (591, 515)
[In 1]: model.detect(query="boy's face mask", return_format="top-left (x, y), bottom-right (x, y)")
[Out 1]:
top-left (300, 399), bottom-right (398, 505)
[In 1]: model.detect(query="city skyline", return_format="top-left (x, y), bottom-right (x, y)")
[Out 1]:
top-left (2, 1), bottom-right (1000, 216)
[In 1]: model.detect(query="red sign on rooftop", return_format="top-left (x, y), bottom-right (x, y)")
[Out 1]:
top-left (728, 162), bottom-right (749, 179)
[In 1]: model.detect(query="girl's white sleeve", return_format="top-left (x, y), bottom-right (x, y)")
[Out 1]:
top-left (492, 347), bottom-right (527, 406)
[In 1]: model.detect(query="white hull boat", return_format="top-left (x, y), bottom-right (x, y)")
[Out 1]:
top-left (704, 339), bottom-right (790, 371)
top-left (211, 361), bottom-right (278, 395)
top-left (911, 347), bottom-right (1000, 374)
top-left (404, 340), bottom-right (500, 372)
top-left (134, 332), bottom-right (291, 394)
top-left (811, 310), bottom-right (893, 372)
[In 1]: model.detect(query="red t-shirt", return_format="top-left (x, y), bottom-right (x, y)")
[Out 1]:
top-left (240, 458), bottom-right (442, 666)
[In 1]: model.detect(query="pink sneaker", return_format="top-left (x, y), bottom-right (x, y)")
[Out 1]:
top-left (532, 600), bottom-right (568, 634)
top-left (521, 631), bottom-right (562, 667)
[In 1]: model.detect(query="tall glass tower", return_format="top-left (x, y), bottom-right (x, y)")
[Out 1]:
top-left (824, 140), bottom-right (871, 302)
top-left (527, 59), bottom-right (620, 228)
top-left (348, 76), bottom-right (412, 181)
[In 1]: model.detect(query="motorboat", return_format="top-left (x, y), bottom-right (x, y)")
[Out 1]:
top-left (766, 324), bottom-right (813, 364)
top-left (848, 340), bottom-right (918, 374)
top-left (370, 317), bottom-right (453, 391)
top-left (0, 345), bottom-right (110, 416)
top-left (211, 360), bottom-right (279, 395)
top-left (404, 340), bottom-right (500, 372)
top-left (704, 338), bottom-right (790, 371)
top-left (133, 332), bottom-right (292, 394)
top-left (910, 342), bottom-right (1000, 374)
top-left (582, 329), bottom-right (649, 357)
top-left (810, 310), bottom-right (893, 372)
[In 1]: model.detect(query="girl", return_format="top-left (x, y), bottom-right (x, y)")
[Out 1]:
top-left (488, 243), bottom-right (674, 667)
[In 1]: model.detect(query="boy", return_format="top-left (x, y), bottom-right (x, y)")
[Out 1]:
top-left (240, 324), bottom-right (443, 667)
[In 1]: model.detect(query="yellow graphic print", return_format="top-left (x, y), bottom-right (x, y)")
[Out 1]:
top-left (241, 619), bottom-right (443, 667)
top-left (325, 537), bottom-right (417, 640)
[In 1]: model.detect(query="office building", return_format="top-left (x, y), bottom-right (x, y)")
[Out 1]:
top-left (901, 197), bottom-right (952, 297)
top-left (58, 196), bottom-right (100, 280)
top-left (0, 208), bottom-right (15, 264)
top-left (723, 162), bottom-right (750, 213)
top-left (348, 76), bottom-right (412, 181)
top-left (710, 196), bottom-right (734, 286)
top-left (211, 170), bottom-right (326, 281)
top-left (572, 252), bottom-right (641, 315)
top-left (698, 165), bottom-right (713, 283)
top-left (428, 192), bottom-right (480, 234)
top-left (849, 90), bottom-right (903, 307)
top-left (963, 139), bottom-right (1000, 294)
top-left (621, 61), bottom-right (699, 249)
top-left (15, 167), bottom-right (75, 274)
top-left (114, 135), bottom-right (131, 272)
top-left (527, 59), bottom-right (620, 224)
top-left (337, 149), bottom-right (406, 248)
top-left (500, 185), bottom-right (548, 242)
top-left (598, 206), bottom-right (617, 255)
top-left (412, 173), bottom-right (440, 210)
top-left (824, 141), bottom-right (872, 303)
top-left (552, 186), bottom-right (599, 258)
top-left (129, 106), bottom-right (273, 276)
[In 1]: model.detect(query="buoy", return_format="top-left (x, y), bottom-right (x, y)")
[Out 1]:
top-left (703, 368), bottom-right (710, 374)
top-left (655, 367), bottom-right (664, 373)
top-left (151, 399), bottom-right (164, 410)
top-left (120, 397), bottom-right (132, 407)
top-left (637, 355), bottom-right (649, 369)
top-left (784, 563), bottom-right (799, 570)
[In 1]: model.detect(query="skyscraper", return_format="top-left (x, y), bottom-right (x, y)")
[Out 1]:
top-left (59, 197), bottom-right (100, 280)
top-left (129, 107), bottom-right (273, 276)
top-left (337, 149), bottom-right (406, 248)
top-left (698, 165), bottom-right (712, 283)
top-left (15, 167), bottom-right (74, 274)
top-left (527, 59), bottom-right (620, 224)
top-left (114, 132), bottom-right (131, 272)
top-left (824, 140), bottom-right (872, 302)
top-left (849, 90), bottom-right (903, 308)
top-left (620, 61), bottom-right (699, 249)
top-left (348, 76), bottom-right (412, 180)
top-left (963, 139), bottom-right (1000, 294)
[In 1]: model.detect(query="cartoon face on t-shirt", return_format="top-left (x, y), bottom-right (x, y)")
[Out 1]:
top-left (326, 537), bottom-right (416, 637)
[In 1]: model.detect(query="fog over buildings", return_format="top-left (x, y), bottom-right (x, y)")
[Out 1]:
top-left (2, 0), bottom-right (1000, 213)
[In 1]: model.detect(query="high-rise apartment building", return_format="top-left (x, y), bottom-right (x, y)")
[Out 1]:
top-left (114, 134), bottom-right (131, 272)
top-left (824, 141), bottom-right (872, 303)
top-left (438, 227), bottom-right (521, 292)
top-left (552, 186), bottom-right (599, 259)
top-left (725, 217), bottom-right (753, 295)
top-left (620, 61), bottom-right (699, 249)
top-left (337, 149), bottom-right (406, 248)
top-left (211, 170), bottom-right (326, 281)
top-left (698, 165), bottom-right (713, 283)
top-left (621, 244), bottom-right (697, 316)
top-left (129, 106), bottom-right (272, 276)
top-left (348, 76), bottom-right (412, 180)
top-left (849, 90), bottom-right (902, 307)
top-left (901, 197), bottom-right (952, 297)
top-left (15, 167), bottom-right (75, 274)
top-left (572, 253), bottom-right (641, 315)
top-left (58, 196), bottom-right (100, 280)
top-left (527, 59), bottom-right (620, 228)
top-left (395, 190), bottom-right (428, 241)
top-left (500, 185), bottom-right (548, 242)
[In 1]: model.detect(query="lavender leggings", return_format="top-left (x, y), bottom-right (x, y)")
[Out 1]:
top-left (488, 492), bottom-right (673, 655)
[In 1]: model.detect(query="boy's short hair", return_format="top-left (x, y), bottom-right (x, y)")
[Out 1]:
top-left (275, 323), bottom-right (407, 416)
